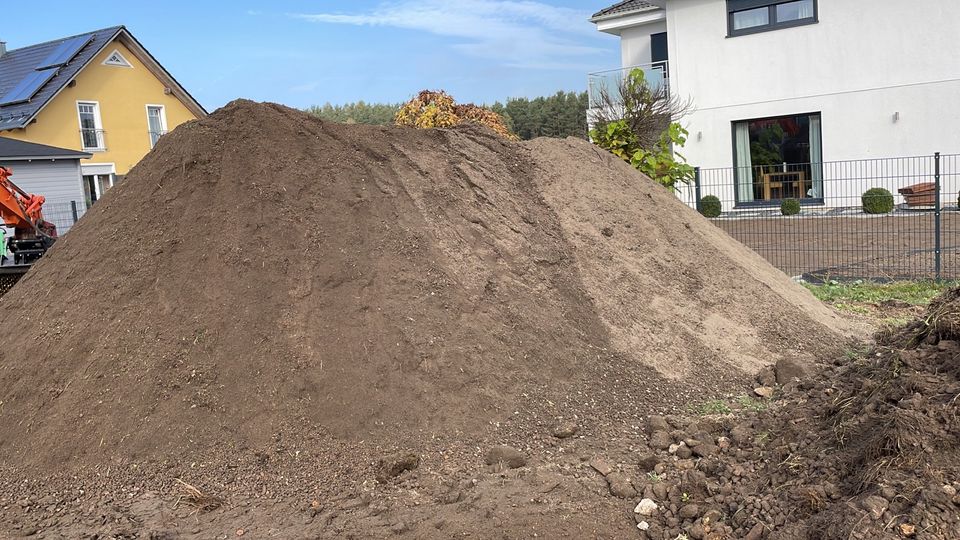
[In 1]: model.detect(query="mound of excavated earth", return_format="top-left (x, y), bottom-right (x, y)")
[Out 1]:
top-left (0, 101), bottom-right (857, 489)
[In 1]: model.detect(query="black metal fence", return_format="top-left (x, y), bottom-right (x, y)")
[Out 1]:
top-left (679, 153), bottom-right (960, 281)
top-left (38, 200), bottom-right (89, 235)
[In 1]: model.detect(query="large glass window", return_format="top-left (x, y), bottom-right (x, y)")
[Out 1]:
top-left (727, 0), bottom-right (816, 36)
top-left (733, 113), bottom-right (823, 205)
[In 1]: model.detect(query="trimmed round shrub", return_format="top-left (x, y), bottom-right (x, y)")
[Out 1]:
top-left (780, 198), bottom-right (801, 216)
top-left (698, 195), bottom-right (722, 218)
top-left (862, 187), bottom-right (895, 214)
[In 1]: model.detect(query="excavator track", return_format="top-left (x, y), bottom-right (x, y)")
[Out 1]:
top-left (0, 265), bottom-right (28, 298)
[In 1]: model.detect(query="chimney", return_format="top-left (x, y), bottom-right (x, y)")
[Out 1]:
top-left (0, 41), bottom-right (6, 58)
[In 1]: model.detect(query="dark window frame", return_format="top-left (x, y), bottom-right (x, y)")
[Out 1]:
top-left (726, 0), bottom-right (818, 37)
top-left (730, 111), bottom-right (825, 208)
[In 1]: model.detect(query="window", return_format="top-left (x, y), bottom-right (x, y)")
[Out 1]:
top-left (77, 101), bottom-right (105, 151)
top-left (82, 174), bottom-right (114, 206)
top-left (146, 105), bottom-right (167, 148)
top-left (732, 112), bottom-right (823, 206)
top-left (727, 0), bottom-right (816, 36)
top-left (651, 32), bottom-right (668, 70)
top-left (102, 49), bottom-right (132, 68)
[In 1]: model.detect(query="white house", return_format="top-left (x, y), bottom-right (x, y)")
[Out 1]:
top-left (590, 0), bottom-right (960, 210)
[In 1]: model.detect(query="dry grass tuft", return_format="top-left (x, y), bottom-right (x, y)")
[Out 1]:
top-left (175, 478), bottom-right (223, 513)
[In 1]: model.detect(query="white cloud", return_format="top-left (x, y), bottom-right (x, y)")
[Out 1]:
top-left (292, 0), bottom-right (606, 68)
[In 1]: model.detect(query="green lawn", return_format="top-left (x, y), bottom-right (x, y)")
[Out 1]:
top-left (804, 280), bottom-right (954, 305)
top-left (804, 280), bottom-right (956, 325)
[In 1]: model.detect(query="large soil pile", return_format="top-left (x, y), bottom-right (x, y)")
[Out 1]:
top-left (0, 101), bottom-right (855, 480)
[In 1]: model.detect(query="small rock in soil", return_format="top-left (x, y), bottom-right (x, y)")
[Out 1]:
top-left (637, 453), bottom-right (659, 472)
top-left (679, 504), bottom-right (700, 519)
top-left (485, 446), bottom-right (526, 469)
top-left (753, 386), bottom-right (774, 399)
top-left (590, 456), bottom-right (614, 476)
top-left (649, 431), bottom-right (673, 450)
top-left (552, 421), bottom-right (578, 439)
top-left (635, 498), bottom-right (659, 516)
top-left (647, 415), bottom-right (671, 433)
top-left (606, 473), bottom-right (638, 499)
top-left (693, 444), bottom-right (719, 458)
top-left (775, 356), bottom-right (812, 384)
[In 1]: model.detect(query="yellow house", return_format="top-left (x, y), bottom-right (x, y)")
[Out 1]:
top-left (0, 26), bottom-right (206, 205)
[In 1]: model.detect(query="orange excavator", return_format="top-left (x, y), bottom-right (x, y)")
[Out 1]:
top-left (0, 165), bottom-right (57, 270)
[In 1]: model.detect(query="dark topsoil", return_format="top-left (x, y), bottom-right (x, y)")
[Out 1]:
top-left (0, 101), bottom-right (884, 538)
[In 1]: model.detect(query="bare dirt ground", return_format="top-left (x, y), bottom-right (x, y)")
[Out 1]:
top-left (2, 311), bottom-right (956, 539)
top-left (0, 101), bottom-right (912, 539)
top-left (716, 213), bottom-right (960, 280)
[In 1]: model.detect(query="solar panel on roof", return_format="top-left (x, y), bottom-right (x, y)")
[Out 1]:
top-left (0, 68), bottom-right (57, 106)
top-left (35, 35), bottom-right (93, 70)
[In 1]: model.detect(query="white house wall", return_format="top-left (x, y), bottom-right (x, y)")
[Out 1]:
top-left (620, 21), bottom-right (667, 67)
top-left (665, 0), bottom-right (960, 167)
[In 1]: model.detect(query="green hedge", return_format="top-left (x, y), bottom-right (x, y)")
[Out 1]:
top-left (780, 198), bottom-right (801, 216)
top-left (698, 195), bottom-right (722, 218)
top-left (862, 187), bottom-right (895, 214)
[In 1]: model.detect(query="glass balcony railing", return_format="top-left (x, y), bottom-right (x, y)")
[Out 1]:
top-left (587, 62), bottom-right (669, 109)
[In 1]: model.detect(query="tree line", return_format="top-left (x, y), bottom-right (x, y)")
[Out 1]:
top-left (306, 90), bottom-right (589, 141)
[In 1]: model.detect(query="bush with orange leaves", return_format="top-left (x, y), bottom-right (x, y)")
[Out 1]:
top-left (395, 90), bottom-right (518, 140)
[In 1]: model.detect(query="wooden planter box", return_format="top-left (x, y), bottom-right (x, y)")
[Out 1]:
top-left (898, 182), bottom-right (936, 207)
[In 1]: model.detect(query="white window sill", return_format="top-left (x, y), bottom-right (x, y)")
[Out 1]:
top-left (82, 147), bottom-right (107, 153)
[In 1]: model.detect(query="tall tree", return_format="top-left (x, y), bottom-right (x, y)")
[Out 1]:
top-left (306, 101), bottom-right (400, 125)
top-left (307, 90), bottom-right (590, 139)
top-left (490, 91), bottom-right (589, 140)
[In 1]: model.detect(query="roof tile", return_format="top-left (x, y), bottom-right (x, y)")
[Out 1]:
top-left (592, 0), bottom-right (659, 20)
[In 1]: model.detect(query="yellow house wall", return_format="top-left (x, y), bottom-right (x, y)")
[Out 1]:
top-left (1, 40), bottom-right (198, 175)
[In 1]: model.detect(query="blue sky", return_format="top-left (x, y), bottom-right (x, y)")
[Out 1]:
top-left (3, 1), bottom-right (621, 111)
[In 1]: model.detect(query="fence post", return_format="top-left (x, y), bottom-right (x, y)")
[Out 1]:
top-left (935, 152), bottom-right (942, 281)
top-left (70, 201), bottom-right (79, 224)
top-left (694, 167), bottom-right (702, 210)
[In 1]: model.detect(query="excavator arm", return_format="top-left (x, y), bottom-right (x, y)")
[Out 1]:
top-left (0, 166), bottom-right (57, 266)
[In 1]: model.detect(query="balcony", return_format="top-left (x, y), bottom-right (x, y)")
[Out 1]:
top-left (587, 62), bottom-right (669, 110)
top-left (80, 128), bottom-right (106, 151)
top-left (149, 130), bottom-right (168, 149)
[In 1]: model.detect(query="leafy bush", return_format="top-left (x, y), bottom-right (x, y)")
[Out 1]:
top-left (698, 195), bottom-right (722, 218)
top-left (862, 187), bottom-right (895, 214)
top-left (780, 198), bottom-right (801, 216)
top-left (588, 69), bottom-right (696, 191)
top-left (395, 90), bottom-right (517, 140)
top-left (590, 117), bottom-right (695, 190)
